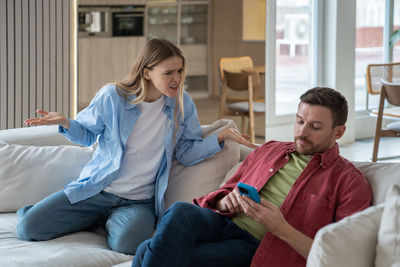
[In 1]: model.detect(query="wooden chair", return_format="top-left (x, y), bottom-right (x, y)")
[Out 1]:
top-left (219, 57), bottom-right (264, 142)
top-left (219, 56), bottom-right (254, 88)
top-left (365, 62), bottom-right (400, 115)
top-left (218, 56), bottom-right (264, 113)
top-left (221, 69), bottom-right (265, 143)
top-left (372, 80), bottom-right (400, 162)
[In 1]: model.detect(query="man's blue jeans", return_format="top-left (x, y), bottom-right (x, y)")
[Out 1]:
top-left (16, 190), bottom-right (155, 255)
top-left (132, 202), bottom-right (260, 267)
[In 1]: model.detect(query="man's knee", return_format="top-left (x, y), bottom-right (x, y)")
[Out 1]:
top-left (165, 201), bottom-right (196, 219)
top-left (131, 239), bottom-right (152, 267)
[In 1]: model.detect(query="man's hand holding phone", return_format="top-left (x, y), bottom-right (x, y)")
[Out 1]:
top-left (237, 182), bottom-right (260, 203)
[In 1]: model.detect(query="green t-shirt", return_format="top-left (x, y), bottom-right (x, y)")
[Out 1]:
top-left (231, 152), bottom-right (310, 241)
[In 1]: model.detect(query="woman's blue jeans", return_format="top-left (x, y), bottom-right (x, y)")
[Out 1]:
top-left (132, 202), bottom-right (260, 267)
top-left (16, 190), bottom-right (155, 255)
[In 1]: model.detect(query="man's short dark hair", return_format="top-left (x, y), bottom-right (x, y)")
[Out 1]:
top-left (300, 87), bottom-right (348, 127)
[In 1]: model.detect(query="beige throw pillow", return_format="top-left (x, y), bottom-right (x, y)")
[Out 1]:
top-left (164, 119), bottom-right (240, 209)
top-left (220, 162), bottom-right (242, 187)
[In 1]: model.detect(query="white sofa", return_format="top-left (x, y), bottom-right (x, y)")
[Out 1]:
top-left (0, 120), bottom-right (241, 267)
top-left (0, 123), bottom-right (399, 267)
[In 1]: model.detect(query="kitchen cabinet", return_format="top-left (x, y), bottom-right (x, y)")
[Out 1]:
top-left (78, 0), bottom-right (146, 5)
top-left (146, 0), bottom-right (210, 98)
top-left (77, 0), bottom-right (209, 111)
top-left (78, 37), bottom-right (146, 110)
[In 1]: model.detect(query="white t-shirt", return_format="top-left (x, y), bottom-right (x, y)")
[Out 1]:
top-left (105, 96), bottom-right (171, 200)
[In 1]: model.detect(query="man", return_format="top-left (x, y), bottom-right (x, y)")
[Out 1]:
top-left (132, 87), bottom-right (372, 267)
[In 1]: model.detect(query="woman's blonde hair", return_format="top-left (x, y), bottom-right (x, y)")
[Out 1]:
top-left (114, 38), bottom-right (186, 124)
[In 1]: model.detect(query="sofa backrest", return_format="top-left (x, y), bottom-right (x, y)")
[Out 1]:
top-left (0, 120), bottom-right (241, 213)
top-left (353, 162), bottom-right (400, 205)
top-left (0, 125), bottom-right (75, 146)
top-left (1, 126), bottom-right (399, 214)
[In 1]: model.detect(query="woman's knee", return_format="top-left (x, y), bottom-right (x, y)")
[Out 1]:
top-left (16, 206), bottom-right (42, 241)
top-left (106, 207), bottom-right (155, 254)
top-left (107, 216), bottom-right (155, 254)
top-left (16, 191), bottom-right (69, 241)
top-left (107, 229), bottom-right (151, 255)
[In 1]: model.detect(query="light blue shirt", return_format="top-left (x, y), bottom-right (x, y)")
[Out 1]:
top-left (59, 84), bottom-right (222, 216)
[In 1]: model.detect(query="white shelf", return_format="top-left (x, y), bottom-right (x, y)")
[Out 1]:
top-left (146, 1), bottom-right (210, 97)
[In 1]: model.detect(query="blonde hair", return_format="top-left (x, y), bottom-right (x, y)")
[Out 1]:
top-left (114, 38), bottom-right (186, 125)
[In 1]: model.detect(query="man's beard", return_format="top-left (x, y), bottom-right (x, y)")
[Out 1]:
top-left (294, 136), bottom-right (315, 155)
top-left (294, 136), bottom-right (332, 156)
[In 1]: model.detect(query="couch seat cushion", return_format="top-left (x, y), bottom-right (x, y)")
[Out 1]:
top-left (0, 213), bottom-right (133, 267)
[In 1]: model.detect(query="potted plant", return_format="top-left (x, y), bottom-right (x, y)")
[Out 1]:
top-left (390, 29), bottom-right (400, 47)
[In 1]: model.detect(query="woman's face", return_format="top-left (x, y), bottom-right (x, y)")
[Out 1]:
top-left (144, 56), bottom-right (184, 101)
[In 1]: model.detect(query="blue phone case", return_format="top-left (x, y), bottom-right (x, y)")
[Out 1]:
top-left (237, 182), bottom-right (260, 203)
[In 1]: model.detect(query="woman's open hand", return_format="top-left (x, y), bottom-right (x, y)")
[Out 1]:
top-left (217, 128), bottom-right (258, 149)
top-left (24, 109), bottom-right (70, 130)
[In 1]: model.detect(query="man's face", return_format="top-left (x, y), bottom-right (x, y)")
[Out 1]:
top-left (294, 102), bottom-right (345, 156)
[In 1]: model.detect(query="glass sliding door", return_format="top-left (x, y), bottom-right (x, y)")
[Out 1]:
top-left (275, 0), bottom-right (313, 116)
top-left (393, 0), bottom-right (400, 62)
top-left (354, 0), bottom-right (385, 112)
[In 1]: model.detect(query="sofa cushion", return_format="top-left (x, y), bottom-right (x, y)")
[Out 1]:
top-left (375, 184), bottom-right (400, 267)
top-left (220, 162), bottom-right (242, 187)
top-left (112, 261), bottom-right (133, 267)
top-left (0, 213), bottom-right (133, 266)
top-left (354, 162), bottom-right (400, 205)
top-left (0, 141), bottom-right (94, 213)
top-left (306, 204), bottom-right (384, 267)
top-left (164, 119), bottom-right (240, 209)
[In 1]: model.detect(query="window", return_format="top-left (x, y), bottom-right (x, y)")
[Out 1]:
top-left (393, 0), bottom-right (400, 62)
top-left (275, 0), bottom-right (313, 115)
top-left (354, 0), bottom-right (385, 112)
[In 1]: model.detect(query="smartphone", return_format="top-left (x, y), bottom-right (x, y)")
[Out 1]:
top-left (237, 182), bottom-right (260, 203)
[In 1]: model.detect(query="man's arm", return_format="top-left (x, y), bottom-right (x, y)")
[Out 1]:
top-left (238, 196), bottom-right (313, 259)
top-left (193, 147), bottom-right (258, 213)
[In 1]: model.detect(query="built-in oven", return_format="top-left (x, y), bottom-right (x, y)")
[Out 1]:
top-left (111, 6), bottom-right (145, 37)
